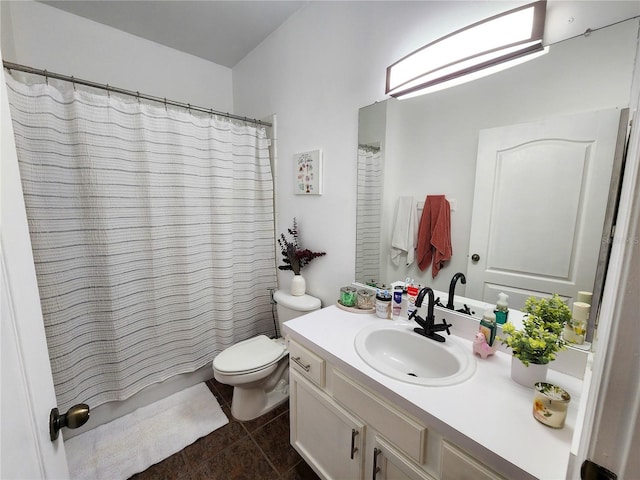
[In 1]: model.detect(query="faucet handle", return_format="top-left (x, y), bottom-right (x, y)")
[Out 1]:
top-left (439, 319), bottom-right (452, 336)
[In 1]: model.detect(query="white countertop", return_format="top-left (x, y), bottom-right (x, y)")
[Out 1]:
top-left (284, 305), bottom-right (585, 480)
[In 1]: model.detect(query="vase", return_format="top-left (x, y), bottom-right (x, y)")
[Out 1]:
top-left (510, 356), bottom-right (548, 388)
top-left (290, 274), bottom-right (306, 296)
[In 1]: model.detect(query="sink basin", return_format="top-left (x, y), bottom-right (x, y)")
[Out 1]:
top-left (354, 322), bottom-right (476, 386)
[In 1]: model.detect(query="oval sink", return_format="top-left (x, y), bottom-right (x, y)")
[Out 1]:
top-left (354, 322), bottom-right (476, 386)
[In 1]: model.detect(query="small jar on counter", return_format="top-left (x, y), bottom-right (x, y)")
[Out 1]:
top-left (357, 289), bottom-right (375, 310)
top-left (376, 291), bottom-right (392, 319)
top-left (533, 382), bottom-right (571, 429)
top-left (339, 286), bottom-right (357, 307)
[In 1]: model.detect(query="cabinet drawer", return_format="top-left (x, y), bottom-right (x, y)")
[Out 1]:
top-left (441, 441), bottom-right (505, 480)
top-left (333, 370), bottom-right (427, 464)
top-left (287, 338), bottom-right (325, 387)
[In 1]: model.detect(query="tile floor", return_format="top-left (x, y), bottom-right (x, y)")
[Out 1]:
top-left (129, 379), bottom-right (320, 480)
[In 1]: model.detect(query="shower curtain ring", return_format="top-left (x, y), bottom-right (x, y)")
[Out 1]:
top-left (106, 84), bottom-right (110, 98)
top-left (136, 91), bottom-right (140, 103)
top-left (164, 98), bottom-right (167, 111)
top-left (71, 76), bottom-right (76, 91)
top-left (44, 70), bottom-right (48, 85)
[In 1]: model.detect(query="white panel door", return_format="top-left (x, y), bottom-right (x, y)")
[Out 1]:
top-left (1, 67), bottom-right (70, 478)
top-left (466, 108), bottom-right (625, 309)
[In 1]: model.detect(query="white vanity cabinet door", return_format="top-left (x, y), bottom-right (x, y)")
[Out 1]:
top-left (440, 441), bottom-right (505, 480)
top-left (371, 436), bottom-right (435, 480)
top-left (290, 369), bottom-right (365, 480)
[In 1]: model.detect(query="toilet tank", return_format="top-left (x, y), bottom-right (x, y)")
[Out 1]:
top-left (273, 290), bottom-right (321, 333)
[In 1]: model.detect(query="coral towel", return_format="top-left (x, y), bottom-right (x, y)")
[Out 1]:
top-left (390, 196), bottom-right (418, 267)
top-left (416, 195), bottom-right (452, 277)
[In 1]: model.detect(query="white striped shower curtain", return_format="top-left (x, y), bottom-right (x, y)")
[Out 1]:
top-left (355, 147), bottom-right (383, 284)
top-left (6, 74), bottom-right (277, 411)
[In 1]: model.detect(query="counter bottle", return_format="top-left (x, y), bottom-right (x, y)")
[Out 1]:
top-left (376, 290), bottom-right (392, 319)
top-left (406, 283), bottom-right (419, 318)
top-left (479, 309), bottom-right (497, 346)
top-left (494, 292), bottom-right (509, 325)
top-left (392, 286), bottom-right (403, 319)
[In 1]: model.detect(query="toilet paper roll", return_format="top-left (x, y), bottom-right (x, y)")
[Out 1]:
top-left (572, 301), bottom-right (591, 321)
top-left (577, 291), bottom-right (593, 304)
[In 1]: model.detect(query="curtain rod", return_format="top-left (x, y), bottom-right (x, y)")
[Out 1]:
top-left (358, 144), bottom-right (380, 153)
top-left (2, 61), bottom-right (272, 128)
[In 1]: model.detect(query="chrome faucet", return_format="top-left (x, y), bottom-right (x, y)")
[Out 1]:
top-left (409, 287), bottom-right (452, 342)
top-left (446, 272), bottom-right (466, 310)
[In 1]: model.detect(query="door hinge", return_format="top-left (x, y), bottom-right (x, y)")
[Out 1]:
top-left (581, 460), bottom-right (617, 480)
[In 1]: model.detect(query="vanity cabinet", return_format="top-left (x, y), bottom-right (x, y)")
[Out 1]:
top-left (287, 337), bottom-right (506, 480)
top-left (290, 370), bottom-right (365, 479)
top-left (288, 338), bottom-right (434, 480)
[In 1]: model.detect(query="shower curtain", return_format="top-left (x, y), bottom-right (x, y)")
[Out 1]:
top-left (5, 74), bottom-right (277, 411)
top-left (355, 146), bottom-right (383, 284)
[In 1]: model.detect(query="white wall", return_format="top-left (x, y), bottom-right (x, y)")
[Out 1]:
top-left (1, 0), bottom-right (233, 113)
top-left (232, 1), bottom-right (516, 305)
top-left (233, 1), bottom-right (640, 307)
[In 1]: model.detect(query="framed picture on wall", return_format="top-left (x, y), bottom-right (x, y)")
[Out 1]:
top-left (294, 149), bottom-right (323, 195)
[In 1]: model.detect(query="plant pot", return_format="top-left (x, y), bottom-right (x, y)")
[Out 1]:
top-left (290, 274), bottom-right (306, 296)
top-left (510, 356), bottom-right (548, 388)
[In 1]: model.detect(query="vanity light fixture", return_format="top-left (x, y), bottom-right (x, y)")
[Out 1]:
top-left (386, 0), bottom-right (548, 99)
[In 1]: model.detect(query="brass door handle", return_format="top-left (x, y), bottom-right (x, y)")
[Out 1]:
top-left (50, 404), bottom-right (90, 441)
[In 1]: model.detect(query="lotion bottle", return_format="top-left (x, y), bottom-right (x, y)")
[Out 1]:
top-left (392, 286), bottom-right (403, 319)
top-left (406, 280), bottom-right (419, 319)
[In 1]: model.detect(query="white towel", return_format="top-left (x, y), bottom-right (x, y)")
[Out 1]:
top-left (390, 196), bottom-right (418, 266)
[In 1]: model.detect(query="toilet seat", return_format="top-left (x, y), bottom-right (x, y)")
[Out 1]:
top-left (213, 335), bottom-right (286, 375)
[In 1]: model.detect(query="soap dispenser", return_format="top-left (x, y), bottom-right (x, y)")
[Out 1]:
top-left (494, 292), bottom-right (509, 325)
top-left (474, 309), bottom-right (498, 358)
top-left (479, 309), bottom-right (497, 346)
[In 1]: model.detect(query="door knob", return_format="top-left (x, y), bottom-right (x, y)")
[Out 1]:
top-left (49, 404), bottom-right (90, 441)
top-left (471, 254), bottom-right (480, 262)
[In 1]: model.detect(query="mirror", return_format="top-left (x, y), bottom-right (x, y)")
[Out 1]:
top-left (355, 19), bottom-right (637, 339)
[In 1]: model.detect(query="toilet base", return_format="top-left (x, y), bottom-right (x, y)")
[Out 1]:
top-left (230, 378), bottom-right (289, 421)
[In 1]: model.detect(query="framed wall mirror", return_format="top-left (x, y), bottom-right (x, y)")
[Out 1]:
top-left (355, 18), bottom-right (638, 342)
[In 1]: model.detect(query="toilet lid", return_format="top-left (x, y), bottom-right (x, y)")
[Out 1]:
top-left (213, 335), bottom-right (286, 374)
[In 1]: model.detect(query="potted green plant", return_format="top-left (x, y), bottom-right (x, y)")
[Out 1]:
top-left (499, 294), bottom-right (572, 387)
top-left (278, 218), bottom-right (326, 296)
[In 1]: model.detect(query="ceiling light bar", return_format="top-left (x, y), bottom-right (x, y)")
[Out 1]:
top-left (386, 0), bottom-right (547, 99)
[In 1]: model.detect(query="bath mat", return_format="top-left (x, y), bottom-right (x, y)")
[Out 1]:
top-left (65, 383), bottom-right (228, 480)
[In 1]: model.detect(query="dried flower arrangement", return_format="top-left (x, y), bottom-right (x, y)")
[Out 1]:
top-left (277, 218), bottom-right (326, 275)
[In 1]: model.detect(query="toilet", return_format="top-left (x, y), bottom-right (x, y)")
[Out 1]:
top-left (212, 289), bottom-right (321, 421)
